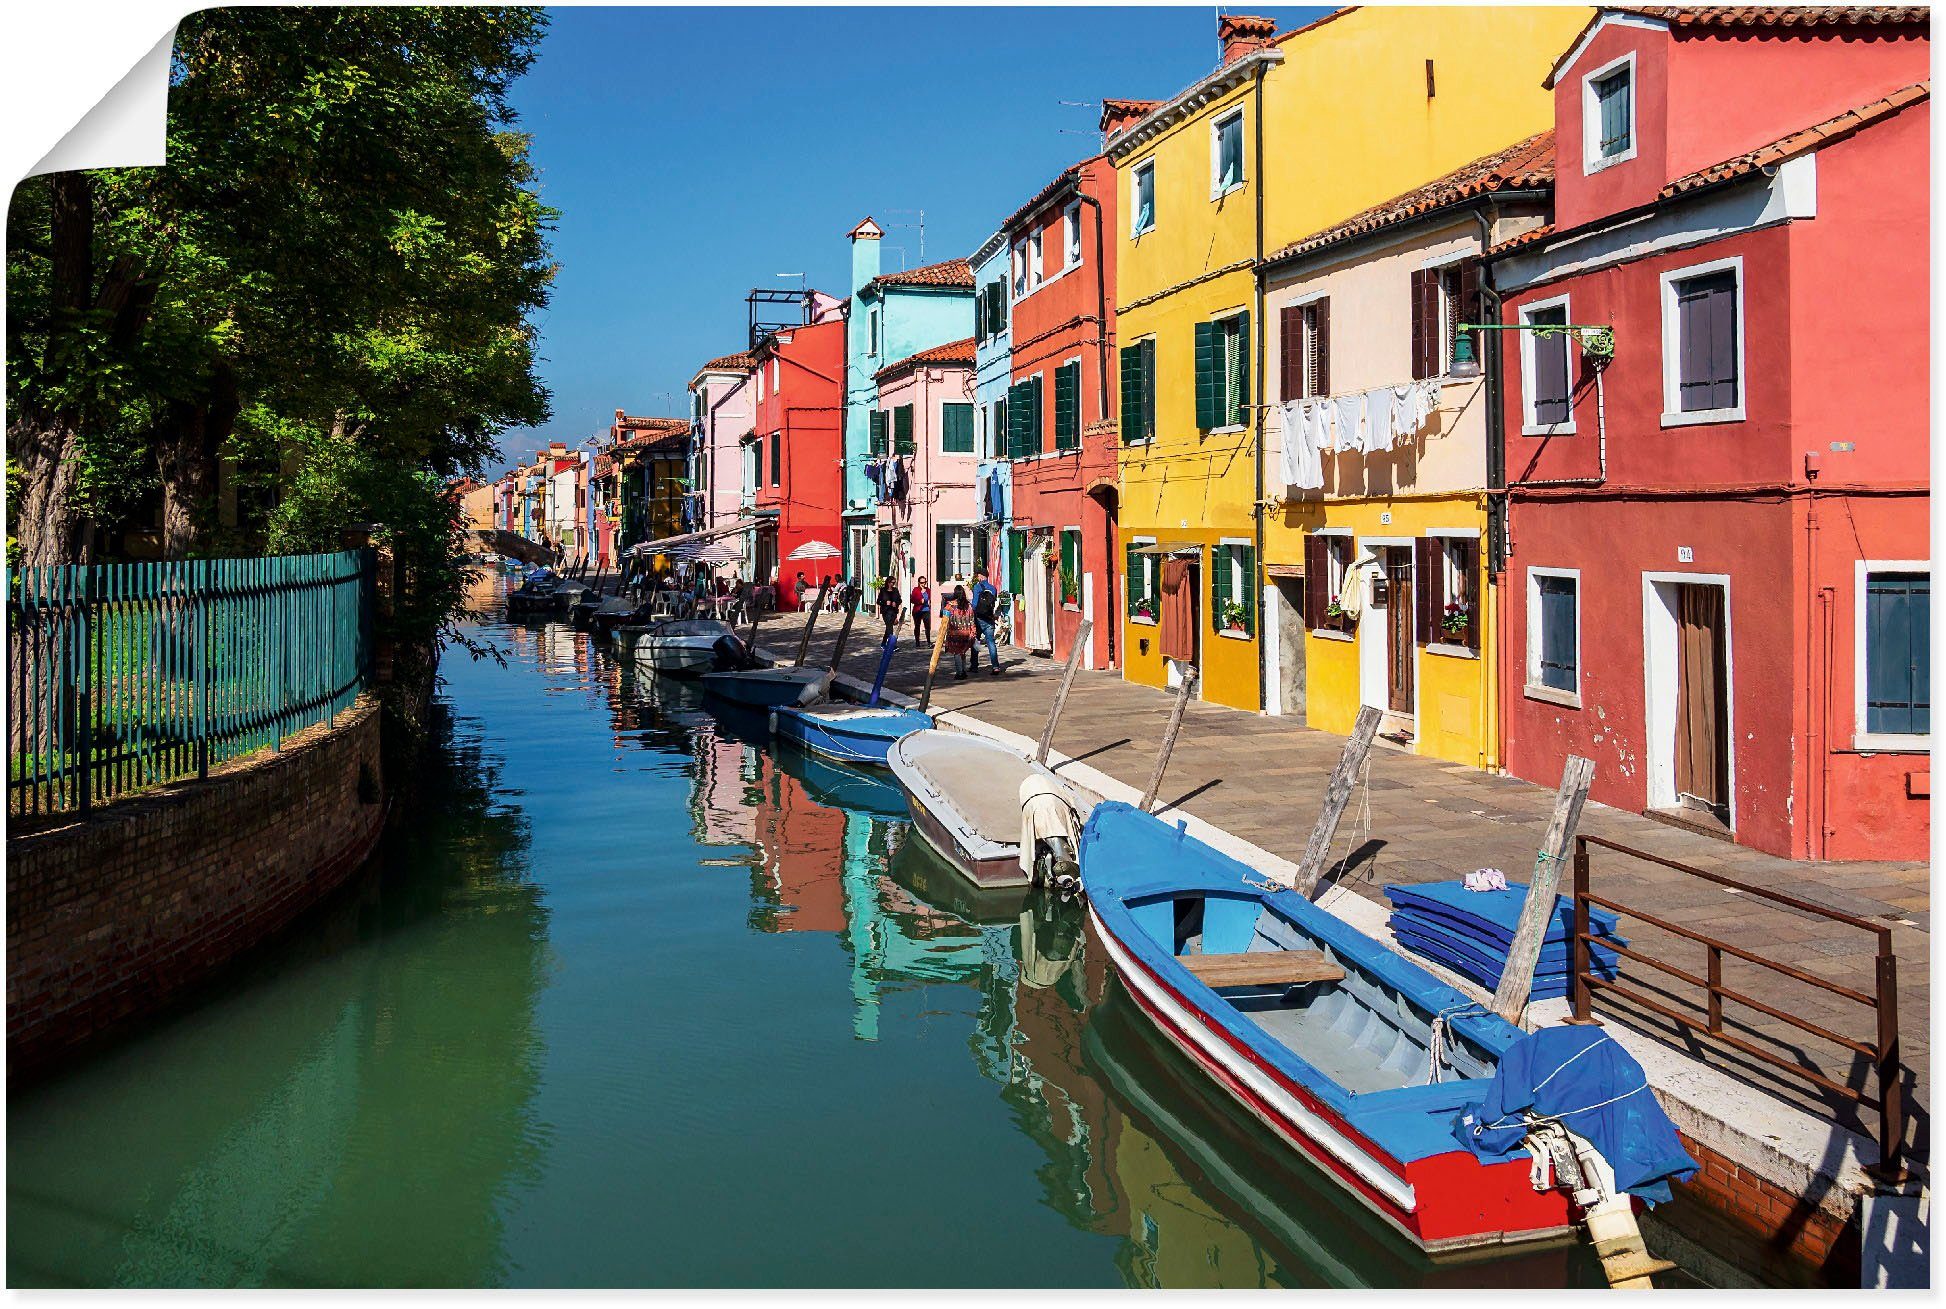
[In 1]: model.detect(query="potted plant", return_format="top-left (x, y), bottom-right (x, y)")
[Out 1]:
top-left (1132, 595), bottom-right (1156, 621)
top-left (1059, 558), bottom-right (1080, 607)
top-left (1220, 599), bottom-right (1250, 633)
top-left (1441, 600), bottom-right (1470, 641)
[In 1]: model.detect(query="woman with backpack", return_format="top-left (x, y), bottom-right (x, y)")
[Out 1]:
top-left (943, 585), bottom-right (976, 679)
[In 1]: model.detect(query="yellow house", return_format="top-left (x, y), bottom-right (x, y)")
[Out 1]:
top-left (1259, 136), bottom-right (1555, 769)
top-left (1107, 7), bottom-right (1588, 715)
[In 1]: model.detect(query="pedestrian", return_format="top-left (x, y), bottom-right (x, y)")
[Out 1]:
top-left (970, 565), bottom-right (1002, 676)
top-left (875, 575), bottom-right (903, 638)
top-left (842, 575), bottom-right (863, 613)
top-left (793, 571), bottom-right (810, 611)
top-left (944, 586), bottom-right (976, 679)
top-left (909, 575), bottom-right (932, 645)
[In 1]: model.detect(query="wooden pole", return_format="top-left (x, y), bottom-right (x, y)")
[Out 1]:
top-left (793, 582), bottom-right (830, 667)
top-left (1291, 705), bottom-right (1382, 895)
top-left (918, 607), bottom-right (951, 714)
top-left (744, 593), bottom-right (762, 653)
top-left (826, 601), bottom-right (859, 674)
top-left (1492, 754), bottom-right (1597, 1023)
top-left (1035, 619), bottom-right (1094, 764)
top-left (1139, 665), bottom-right (1198, 812)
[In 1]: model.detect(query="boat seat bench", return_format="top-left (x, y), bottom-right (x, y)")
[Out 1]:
top-left (1177, 951), bottom-right (1345, 987)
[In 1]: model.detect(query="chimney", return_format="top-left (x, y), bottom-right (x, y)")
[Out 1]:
top-left (1218, 13), bottom-right (1277, 64)
top-left (848, 216), bottom-right (884, 296)
top-left (1099, 98), bottom-right (1158, 147)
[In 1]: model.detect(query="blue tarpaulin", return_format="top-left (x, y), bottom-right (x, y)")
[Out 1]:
top-left (1453, 1026), bottom-right (1698, 1204)
top-left (1384, 881), bottom-right (1627, 999)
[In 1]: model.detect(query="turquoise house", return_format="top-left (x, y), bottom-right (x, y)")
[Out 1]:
top-left (841, 216), bottom-right (974, 584)
top-left (970, 228), bottom-right (1013, 598)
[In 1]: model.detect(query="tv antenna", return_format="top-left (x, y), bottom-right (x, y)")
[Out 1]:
top-left (884, 208), bottom-right (926, 261)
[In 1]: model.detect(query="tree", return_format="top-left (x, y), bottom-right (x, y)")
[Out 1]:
top-left (7, 7), bottom-right (553, 591)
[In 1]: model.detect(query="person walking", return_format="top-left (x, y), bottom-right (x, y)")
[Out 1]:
top-left (842, 575), bottom-right (863, 614)
top-left (909, 576), bottom-right (932, 645)
top-left (970, 566), bottom-right (1002, 676)
top-left (944, 586), bottom-right (976, 679)
top-left (875, 575), bottom-right (903, 639)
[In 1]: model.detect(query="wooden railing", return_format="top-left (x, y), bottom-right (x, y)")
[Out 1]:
top-left (1570, 834), bottom-right (1906, 1179)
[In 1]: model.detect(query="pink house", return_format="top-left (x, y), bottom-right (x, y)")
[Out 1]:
top-left (868, 337), bottom-right (983, 596)
top-left (689, 352), bottom-right (757, 534)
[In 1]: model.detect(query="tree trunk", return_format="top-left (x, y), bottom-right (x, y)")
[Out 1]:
top-left (8, 415), bottom-right (90, 567)
top-left (156, 367), bottom-right (242, 558)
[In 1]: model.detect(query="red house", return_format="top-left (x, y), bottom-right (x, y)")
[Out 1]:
top-left (1001, 155), bottom-right (1121, 668)
top-left (1489, 6), bottom-right (1929, 859)
top-left (751, 311), bottom-right (846, 608)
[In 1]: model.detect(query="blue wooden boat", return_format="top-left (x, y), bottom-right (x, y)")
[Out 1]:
top-left (699, 665), bottom-right (829, 709)
top-left (769, 703), bottom-right (932, 768)
top-left (1080, 801), bottom-right (1577, 1257)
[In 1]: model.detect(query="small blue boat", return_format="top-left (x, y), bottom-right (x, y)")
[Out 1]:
top-left (774, 741), bottom-right (911, 822)
top-left (769, 703), bottom-right (932, 768)
top-left (699, 665), bottom-right (829, 709)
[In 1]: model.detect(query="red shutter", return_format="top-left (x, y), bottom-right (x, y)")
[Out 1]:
top-left (1279, 304), bottom-right (1304, 403)
top-left (1457, 258), bottom-right (1482, 370)
top-left (1409, 270), bottom-right (1430, 381)
top-left (1413, 536), bottom-right (1437, 645)
top-left (1314, 296), bottom-right (1331, 398)
top-left (1304, 534), bottom-right (1327, 628)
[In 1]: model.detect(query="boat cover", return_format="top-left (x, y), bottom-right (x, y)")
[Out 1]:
top-left (1384, 881), bottom-right (1620, 945)
top-left (1453, 1026), bottom-right (1698, 1204)
top-left (648, 620), bottom-right (735, 639)
top-left (1384, 880), bottom-right (1628, 1000)
top-left (1389, 919), bottom-right (1620, 1001)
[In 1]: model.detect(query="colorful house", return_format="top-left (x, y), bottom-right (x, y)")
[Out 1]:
top-left (689, 351), bottom-right (757, 542)
top-left (841, 217), bottom-right (975, 589)
top-left (969, 229), bottom-right (1013, 616)
top-left (1489, 6), bottom-right (1929, 859)
top-left (1000, 154), bottom-right (1121, 668)
top-left (750, 306), bottom-right (847, 606)
top-left (1258, 136), bottom-right (1554, 769)
top-left (609, 414), bottom-right (693, 555)
top-left (870, 337), bottom-right (982, 594)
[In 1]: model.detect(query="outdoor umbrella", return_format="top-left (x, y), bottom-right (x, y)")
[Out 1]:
top-left (787, 540), bottom-right (842, 561)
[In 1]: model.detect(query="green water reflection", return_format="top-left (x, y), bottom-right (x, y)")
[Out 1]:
top-left (7, 598), bottom-right (1600, 1288)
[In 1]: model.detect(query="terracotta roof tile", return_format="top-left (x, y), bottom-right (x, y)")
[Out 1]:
top-left (1001, 159), bottom-right (1094, 237)
top-left (1098, 98), bottom-right (1162, 132)
top-left (698, 352), bottom-right (755, 374)
top-left (1266, 132), bottom-right (1555, 266)
top-left (1608, 5), bottom-right (1928, 29)
top-left (863, 257), bottom-right (974, 296)
top-left (874, 336), bottom-right (976, 381)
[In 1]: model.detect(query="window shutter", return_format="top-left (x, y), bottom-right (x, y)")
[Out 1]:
top-left (1414, 537), bottom-right (1436, 645)
top-left (877, 530), bottom-right (892, 579)
top-left (1410, 269), bottom-right (1433, 380)
top-left (1194, 320), bottom-right (1218, 430)
top-left (1211, 547), bottom-right (1230, 628)
top-left (1234, 311), bottom-right (1251, 428)
top-left (1120, 344), bottom-right (1142, 444)
top-left (1304, 535), bottom-right (1327, 627)
top-left (869, 410), bottom-right (887, 457)
top-left (1460, 539), bottom-right (1481, 650)
top-left (1279, 305), bottom-right (1304, 403)
top-left (1314, 297), bottom-right (1331, 398)
top-left (1238, 544), bottom-right (1257, 635)
top-left (894, 404), bottom-right (915, 455)
top-left (1031, 374), bottom-right (1045, 455)
top-left (1009, 529), bottom-right (1026, 594)
top-left (935, 524), bottom-right (948, 578)
top-left (1457, 258), bottom-right (1483, 373)
top-left (1140, 339), bottom-right (1156, 441)
top-left (1055, 362), bottom-right (1079, 449)
top-left (974, 291), bottom-right (987, 345)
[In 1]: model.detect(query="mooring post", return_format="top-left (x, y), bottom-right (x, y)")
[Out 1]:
top-left (1139, 664), bottom-right (1198, 812)
top-left (868, 632), bottom-right (897, 706)
top-left (744, 594), bottom-right (763, 656)
top-left (794, 582), bottom-right (830, 667)
top-left (1492, 754), bottom-right (1597, 1023)
top-left (1035, 619), bottom-right (1093, 765)
top-left (827, 602), bottom-right (859, 674)
top-left (1291, 705), bottom-right (1382, 895)
top-left (918, 610), bottom-right (951, 715)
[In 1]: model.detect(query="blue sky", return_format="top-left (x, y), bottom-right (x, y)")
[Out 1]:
top-left (496, 5), bottom-right (1332, 467)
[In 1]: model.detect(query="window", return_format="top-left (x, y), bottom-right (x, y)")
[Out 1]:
top-left (1132, 161), bottom-right (1156, 236)
top-left (867, 306), bottom-right (881, 357)
top-left (941, 402), bottom-right (974, 454)
top-left (868, 409), bottom-right (888, 458)
top-left (1012, 243), bottom-right (1029, 299)
top-left (1053, 360), bottom-right (1081, 451)
top-left (1126, 538), bottom-right (1159, 622)
top-left (755, 363), bottom-right (766, 402)
top-left (1860, 567), bottom-right (1930, 742)
top-left (1059, 528), bottom-right (1082, 606)
top-left (1583, 55), bottom-right (1636, 171)
top-left (1211, 110), bottom-right (1245, 197)
top-left (1029, 232), bottom-right (1044, 288)
top-left (936, 524), bottom-right (977, 582)
top-left (1119, 338), bottom-right (1156, 444)
top-left (1007, 374), bottom-right (1043, 458)
top-left (1302, 534), bottom-right (1353, 633)
top-left (770, 359), bottom-right (780, 396)
top-left (1527, 569), bottom-right (1580, 701)
top-left (1008, 527), bottom-right (1028, 594)
top-left (1194, 311), bottom-right (1250, 431)
top-left (1411, 259), bottom-right (1480, 380)
top-left (1211, 541), bottom-right (1256, 636)
top-left (1279, 298), bottom-right (1330, 401)
top-left (893, 403), bottom-right (915, 455)
top-left (1661, 259), bottom-right (1743, 424)
top-left (991, 397), bottom-right (1007, 459)
top-left (769, 430), bottom-right (780, 487)
top-left (693, 388), bottom-right (706, 427)
top-left (1521, 299), bottom-right (1574, 432)
top-left (750, 439), bottom-right (763, 493)
top-left (987, 281), bottom-right (1008, 337)
top-left (1064, 202), bottom-right (1083, 269)
top-left (1419, 535), bottom-right (1480, 651)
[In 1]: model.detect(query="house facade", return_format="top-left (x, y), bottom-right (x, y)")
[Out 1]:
top-left (1001, 155), bottom-right (1121, 668)
top-left (1490, 6), bottom-right (1929, 858)
top-left (1258, 136), bottom-right (1554, 770)
top-left (970, 230), bottom-right (1013, 618)
top-left (689, 352), bottom-right (756, 541)
top-left (870, 338), bottom-right (982, 595)
top-left (750, 312), bottom-right (847, 606)
top-left (609, 414), bottom-right (693, 558)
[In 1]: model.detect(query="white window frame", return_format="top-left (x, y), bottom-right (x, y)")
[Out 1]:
top-left (1526, 565), bottom-right (1583, 708)
top-left (1659, 254), bottom-right (1746, 427)
top-left (1028, 231), bottom-right (1044, 289)
top-left (937, 522), bottom-right (977, 583)
top-left (1520, 293), bottom-right (1578, 436)
top-left (1129, 535), bottom-right (1158, 625)
top-left (1208, 306), bottom-right (1250, 434)
top-left (769, 358), bottom-right (781, 396)
top-left (1854, 559), bottom-right (1931, 751)
top-left (1210, 108), bottom-right (1246, 200)
top-left (1425, 527), bottom-right (1482, 659)
top-left (1131, 160), bottom-right (1156, 237)
top-left (867, 305), bottom-right (881, 358)
top-left (1582, 51), bottom-right (1638, 175)
top-left (1215, 537), bottom-right (1252, 640)
top-left (1309, 527), bottom-right (1355, 641)
top-left (1063, 201), bottom-right (1083, 270)
top-left (1011, 242), bottom-right (1029, 300)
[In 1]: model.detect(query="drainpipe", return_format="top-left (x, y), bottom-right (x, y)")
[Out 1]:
top-left (1073, 186), bottom-right (1117, 668)
top-left (1251, 62), bottom-right (1269, 714)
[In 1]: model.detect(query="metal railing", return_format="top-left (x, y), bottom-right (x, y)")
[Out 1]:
top-left (1570, 834), bottom-right (1905, 1178)
top-left (8, 550), bottom-right (373, 817)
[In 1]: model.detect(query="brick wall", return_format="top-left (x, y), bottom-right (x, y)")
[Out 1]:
top-left (7, 697), bottom-right (389, 1080)
top-left (1671, 1131), bottom-right (1862, 1285)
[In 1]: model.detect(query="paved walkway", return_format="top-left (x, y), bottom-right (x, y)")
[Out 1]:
top-left (778, 619), bottom-right (1929, 1165)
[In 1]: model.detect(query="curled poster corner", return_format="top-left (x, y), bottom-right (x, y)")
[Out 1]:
top-left (30, 27), bottom-right (177, 177)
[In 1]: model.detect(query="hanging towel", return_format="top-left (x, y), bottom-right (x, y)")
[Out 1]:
top-left (1361, 387), bottom-right (1390, 453)
top-left (1333, 393), bottom-right (1365, 455)
top-left (1390, 384), bottom-right (1419, 444)
top-left (1278, 399), bottom-right (1323, 491)
top-left (1417, 377), bottom-right (1443, 432)
top-left (1311, 397), bottom-right (1337, 455)
top-left (1337, 558), bottom-right (1370, 620)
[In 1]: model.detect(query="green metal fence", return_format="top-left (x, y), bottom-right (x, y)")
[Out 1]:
top-left (8, 550), bottom-right (373, 816)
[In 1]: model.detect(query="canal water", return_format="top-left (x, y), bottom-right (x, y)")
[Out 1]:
top-left (8, 595), bottom-right (1609, 1288)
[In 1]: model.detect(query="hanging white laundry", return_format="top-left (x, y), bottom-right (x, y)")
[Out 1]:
top-left (1334, 393), bottom-right (1365, 455)
top-left (1310, 396), bottom-right (1337, 453)
top-left (1279, 399), bottom-right (1323, 491)
top-left (1417, 377), bottom-right (1443, 432)
top-left (1360, 387), bottom-right (1389, 454)
top-left (1389, 384), bottom-right (1418, 444)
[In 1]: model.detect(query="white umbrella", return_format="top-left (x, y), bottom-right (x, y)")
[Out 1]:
top-left (787, 539), bottom-right (842, 561)
top-left (688, 539), bottom-right (745, 565)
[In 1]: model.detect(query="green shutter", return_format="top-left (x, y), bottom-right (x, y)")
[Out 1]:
top-left (1140, 339), bottom-right (1156, 441)
top-left (1119, 345), bottom-right (1142, 444)
top-left (869, 410), bottom-right (887, 457)
top-left (877, 529), bottom-right (892, 580)
top-left (1008, 528), bottom-right (1026, 593)
top-left (1126, 543), bottom-right (1141, 614)
top-left (1061, 529), bottom-right (1080, 602)
top-left (936, 524), bottom-right (948, 578)
top-left (1031, 375), bottom-right (1045, 455)
top-left (1211, 546), bottom-right (1231, 628)
top-left (1007, 381), bottom-right (1031, 458)
top-left (1234, 310), bottom-right (1252, 428)
top-left (1194, 320), bottom-right (1218, 430)
top-left (942, 402), bottom-right (974, 453)
top-left (1054, 361), bottom-right (1080, 450)
top-left (894, 404), bottom-right (915, 455)
top-left (1239, 544), bottom-right (1256, 635)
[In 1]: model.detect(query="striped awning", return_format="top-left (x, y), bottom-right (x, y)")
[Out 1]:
top-left (1131, 540), bottom-right (1202, 556)
top-left (629, 517), bottom-right (757, 556)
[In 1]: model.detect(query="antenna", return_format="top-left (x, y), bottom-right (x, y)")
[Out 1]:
top-left (884, 208), bottom-right (926, 260)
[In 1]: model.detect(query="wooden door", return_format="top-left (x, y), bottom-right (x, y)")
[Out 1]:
top-left (1385, 548), bottom-right (1414, 713)
top-left (1160, 558), bottom-right (1195, 664)
top-left (1675, 583), bottom-right (1728, 814)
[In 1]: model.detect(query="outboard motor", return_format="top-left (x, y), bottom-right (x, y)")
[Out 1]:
top-left (1019, 774), bottom-right (1082, 894)
top-left (711, 633), bottom-right (757, 672)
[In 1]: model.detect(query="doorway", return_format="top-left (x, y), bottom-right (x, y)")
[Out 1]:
top-left (1644, 575), bottom-right (1733, 832)
top-left (1160, 554), bottom-right (1200, 693)
top-left (1384, 548), bottom-right (1415, 714)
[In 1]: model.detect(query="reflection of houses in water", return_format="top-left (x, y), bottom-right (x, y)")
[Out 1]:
top-left (746, 762), bottom-right (849, 935)
top-left (689, 734), bottom-right (759, 849)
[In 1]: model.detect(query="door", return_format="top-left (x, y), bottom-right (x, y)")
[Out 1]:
top-left (1160, 556), bottom-right (1199, 688)
top-left (1674, 583), bottom-right (1729, 816)
top-left (1385, 547), bottom-right (1414, 714)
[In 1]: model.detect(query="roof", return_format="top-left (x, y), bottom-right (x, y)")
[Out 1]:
top-left (874, 336), bottom-right (976, 381)
top-left (694, 351), bottom-right (755, 378)
top-left (1548, 6), bottom-right (1928, 86)
top-left (1265, 131), bottom-right (1554, 267)
top-left (862, 257), bottom-right (974, 297)
top-left (1001, 159), bottom-right (1093, 237)
top-left (1488, 81), bottom-right (1928, 257)
top-left (1098, 98), bottom-right (1162, 131)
